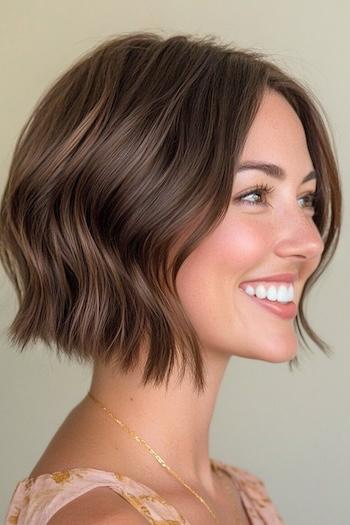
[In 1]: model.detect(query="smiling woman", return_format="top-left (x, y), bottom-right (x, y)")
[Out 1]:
top-left (1, 31), bottom-right (342, 525)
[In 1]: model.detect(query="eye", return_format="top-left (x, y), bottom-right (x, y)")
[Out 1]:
top-left (298, 192), bottom-right (318, 209)
top-left (235, 183), bottom-right (318, 212)
top-left (235, 183), bottom-right (274, 207)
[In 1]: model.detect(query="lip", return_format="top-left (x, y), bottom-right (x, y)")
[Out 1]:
top-left (239, 272), bottom-right (298, 285)
top-left (239, 288), bottom-right (297, 320)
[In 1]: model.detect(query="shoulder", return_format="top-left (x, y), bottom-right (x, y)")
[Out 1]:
top-left (225, 461), bottom-right (272, 497)
top-left (215, 458), bottom-right (266, 486)
top-left (47, 486), bottom-right (147, 525)
top-left (218, 460), bottom-right (285, 523)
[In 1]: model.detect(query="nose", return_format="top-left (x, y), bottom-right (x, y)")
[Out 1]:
top-left (273, 210), bottom-right (325, 262)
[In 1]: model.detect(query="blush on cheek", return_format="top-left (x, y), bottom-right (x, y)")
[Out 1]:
top-left (216, 221), bottom-right (272, 270)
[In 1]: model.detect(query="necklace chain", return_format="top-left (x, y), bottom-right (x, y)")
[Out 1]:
top-left (87, 391), bottom-right (242, 524)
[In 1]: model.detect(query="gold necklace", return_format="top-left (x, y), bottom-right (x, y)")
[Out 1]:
top-left (87, 391), bottom-right (242, 524)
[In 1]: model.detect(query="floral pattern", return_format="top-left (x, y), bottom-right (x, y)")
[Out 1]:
top-left (4, 458), bottom-right (285, 524)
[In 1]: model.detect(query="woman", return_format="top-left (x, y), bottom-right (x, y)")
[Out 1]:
top-left (2, 32), bottom-right (342, 524)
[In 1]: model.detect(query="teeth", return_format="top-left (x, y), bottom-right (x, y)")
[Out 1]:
top-left (267, 286), bottom-right (278, 301)
top-left (277, 285), bottom-right (290, 303)
top-left (245, 285), bottom-right (255, 296)
top-left (256, 284), bottom-right (267, 299)
top-left (242, 283), bottom-right (294, 303)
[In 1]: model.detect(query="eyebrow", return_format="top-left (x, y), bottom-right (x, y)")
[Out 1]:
top-left (236, 161), bottom-right (318, 183)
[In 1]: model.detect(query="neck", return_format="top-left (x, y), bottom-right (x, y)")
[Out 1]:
top-left (83, 348), bottom-right (231, 495)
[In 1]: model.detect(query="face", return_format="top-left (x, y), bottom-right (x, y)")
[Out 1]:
top-left (175, 89), bottom-right (324, 363)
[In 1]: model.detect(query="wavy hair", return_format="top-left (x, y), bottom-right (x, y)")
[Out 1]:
top-left (0, 31), bottom-right (342, 393)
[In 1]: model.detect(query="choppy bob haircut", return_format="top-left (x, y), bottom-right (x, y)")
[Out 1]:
top-left (0, 31), bottom-right (342, 393)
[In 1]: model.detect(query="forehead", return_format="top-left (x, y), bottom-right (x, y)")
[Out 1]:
top-left (240, 89), bottom-right (313, 170)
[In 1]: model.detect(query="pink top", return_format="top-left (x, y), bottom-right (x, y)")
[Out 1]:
top-left (5, 458), bottom-right (285, 524)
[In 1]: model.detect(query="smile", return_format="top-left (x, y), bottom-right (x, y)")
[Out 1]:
top-left (239, 287), bottom-right (297, 320)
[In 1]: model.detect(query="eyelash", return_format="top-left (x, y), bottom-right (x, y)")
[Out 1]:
top-left (236, 183), bottom-right (318, 210)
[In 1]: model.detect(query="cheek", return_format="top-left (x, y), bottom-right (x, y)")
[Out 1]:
top-left (175, 217), bottom-right (271, 304)
top-left (214, 218), bottom-right (272, 273)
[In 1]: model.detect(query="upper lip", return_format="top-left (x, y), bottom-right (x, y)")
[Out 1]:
top-left (239, 272), bottom-right (298, 285)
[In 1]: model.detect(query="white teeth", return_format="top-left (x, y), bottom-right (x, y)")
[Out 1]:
top-left (242, 283), bottom-right (294, 303)
top-left (256, 284), bottom-right (266, 299)
top-left (245, 285), bottom-right (255, 296)
top-left (267, 285), bottom-right (278, 301)
top-left (277, 285), bottom-right (289, 303)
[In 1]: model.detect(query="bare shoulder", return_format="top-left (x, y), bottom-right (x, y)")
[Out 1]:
top-left (47, 486), bottom-right (148, 524)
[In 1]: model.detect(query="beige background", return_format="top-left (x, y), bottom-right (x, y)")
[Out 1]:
top-left (1, 2), bottom-right (349, 524)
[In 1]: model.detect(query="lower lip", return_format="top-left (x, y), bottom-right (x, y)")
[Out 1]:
top-left (239, 288), bottom-right (297, 320)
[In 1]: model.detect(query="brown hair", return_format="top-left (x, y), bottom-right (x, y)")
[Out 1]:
top-left (0, 31), bottom-right (342, 393)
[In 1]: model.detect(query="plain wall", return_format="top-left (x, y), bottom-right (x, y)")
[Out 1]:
top-left (1, 1), bottom-right (349, 524)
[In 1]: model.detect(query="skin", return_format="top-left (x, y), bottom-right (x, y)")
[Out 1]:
top-left (31, 88), bottom-right (324, 523)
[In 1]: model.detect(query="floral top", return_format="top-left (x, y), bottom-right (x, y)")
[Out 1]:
top-left (5, 458), bottom-right (285, 524)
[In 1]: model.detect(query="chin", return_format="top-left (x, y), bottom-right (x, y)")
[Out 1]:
top-left (231, 338), bottom-right (298, 363)
top-left (253, 344), bottom-right (298, 363)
